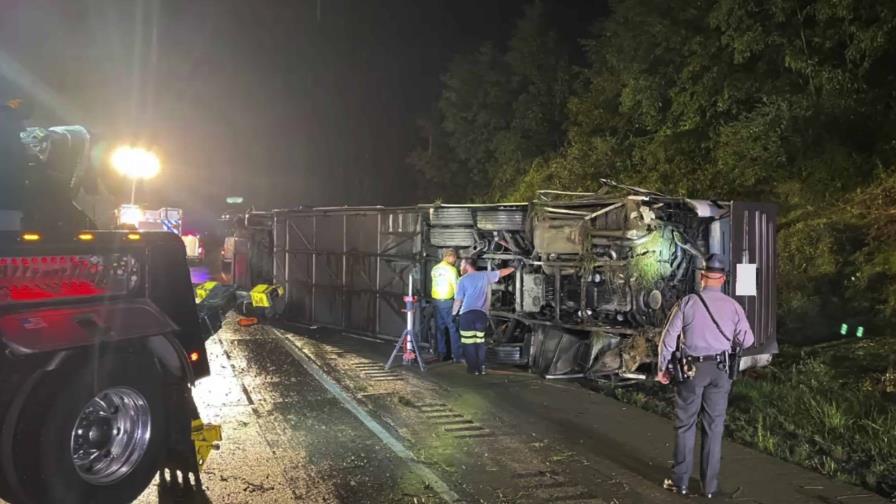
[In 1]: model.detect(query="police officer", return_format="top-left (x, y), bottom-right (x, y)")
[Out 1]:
top-left (431, 248), bottom-right (462, 362)
top-left (656, 254), bottom-right (755, 498)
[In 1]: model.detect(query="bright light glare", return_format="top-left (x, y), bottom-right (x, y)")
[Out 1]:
top-left (117, 204), bottom-right (145, 227)
top-left (110, 146), bottom-right (161, 180)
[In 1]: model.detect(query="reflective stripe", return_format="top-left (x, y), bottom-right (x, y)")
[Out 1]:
top-left (431, 262), bottom-right (459, 300)
top-left (460, 330), bottom-right (485, 344)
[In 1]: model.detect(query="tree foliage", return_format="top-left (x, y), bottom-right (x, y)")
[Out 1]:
top-left (409, 2), bottom-right (574, 201)
top-left (414, 0), bottom-right (896, 338)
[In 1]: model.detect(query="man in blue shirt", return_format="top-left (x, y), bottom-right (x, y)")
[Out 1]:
top-left (452, 258), bottom-right (515, 375)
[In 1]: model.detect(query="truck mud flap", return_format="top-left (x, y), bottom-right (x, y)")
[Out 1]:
top-left (158, 386), bottom-right (204, 493)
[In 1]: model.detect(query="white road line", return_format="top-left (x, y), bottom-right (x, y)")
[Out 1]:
top-left (341, 332), bottom-right (388, 344)
top-left (271, 328), bottom-right (461, 503)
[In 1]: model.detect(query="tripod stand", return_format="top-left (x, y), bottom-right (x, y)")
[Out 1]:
top-left (385, 273), bottom-right (426, 372)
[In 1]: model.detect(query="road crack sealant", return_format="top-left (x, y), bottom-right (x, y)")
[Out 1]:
top-left (270, 328), bottom-right (462, 503)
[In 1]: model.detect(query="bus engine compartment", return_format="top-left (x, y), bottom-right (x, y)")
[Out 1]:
top-left (430, 188), bottom-right (776, 380)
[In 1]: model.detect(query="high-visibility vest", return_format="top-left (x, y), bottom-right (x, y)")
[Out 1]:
top-left (431, 261), bottom-right (458, 300)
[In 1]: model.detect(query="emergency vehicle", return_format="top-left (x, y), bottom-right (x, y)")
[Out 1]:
top-left (115, 204), bottom-right (205, 264)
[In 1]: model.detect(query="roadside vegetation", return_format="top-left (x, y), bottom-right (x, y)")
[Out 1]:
top-left (411, 0), bottom-right (896, 498)
top-left (411, 0), bottom-right (896, 344)
top-left (604, 337), bottom-right (896, 498)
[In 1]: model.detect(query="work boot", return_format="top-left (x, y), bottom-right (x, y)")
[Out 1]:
top-left (662, 478), bottom-right (687, 496)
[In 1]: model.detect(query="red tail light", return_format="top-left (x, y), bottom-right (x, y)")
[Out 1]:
top-left (0, 253), bottom-right (140, 305)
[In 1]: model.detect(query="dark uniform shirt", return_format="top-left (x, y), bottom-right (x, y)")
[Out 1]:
top-left (658, 286), bottom-right (755, 370)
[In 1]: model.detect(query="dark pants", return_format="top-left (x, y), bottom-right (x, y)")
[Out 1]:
top-left (433, 299), bottom-right (460, 359)
top-left (461, 343), bottom-right (486, 374)
top-left (672, 361), bottom-right (732, 494)
top-left (459, 310), bottom-right (488, 374)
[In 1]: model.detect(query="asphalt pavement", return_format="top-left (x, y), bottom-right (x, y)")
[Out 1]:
top-left (127, 315), bottom-right (888, 504)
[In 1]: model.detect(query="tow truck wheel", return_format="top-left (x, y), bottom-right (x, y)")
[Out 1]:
top-left (69, 386), bottom-right (152, 485)
top-left (13, 352), bottom-right (166, 504)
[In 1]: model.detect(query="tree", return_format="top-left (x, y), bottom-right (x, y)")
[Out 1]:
top-left (410, 2), bottom-right (576, 201)
top-left (439, 42), bottom-right (512, 199)
top-left (416, 0), bottom-right (896, 336)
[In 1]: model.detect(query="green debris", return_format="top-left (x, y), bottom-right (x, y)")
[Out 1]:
top-left (629, 229), bottom-right (674, 289)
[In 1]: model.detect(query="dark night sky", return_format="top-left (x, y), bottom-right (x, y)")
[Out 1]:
top-left (0, 0), bottom-right (599, 229)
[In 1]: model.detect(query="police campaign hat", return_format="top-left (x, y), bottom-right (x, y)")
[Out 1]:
top-left (701, 253), bottom-right (727, 273)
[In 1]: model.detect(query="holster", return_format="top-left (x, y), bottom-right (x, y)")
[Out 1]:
top-left (727, 347), bottom-right (742, 380)
top-left (667, 350), bottom-right (696, 383)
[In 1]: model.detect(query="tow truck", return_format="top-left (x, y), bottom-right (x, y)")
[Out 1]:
top-left (0, 101), bottom-right (219, 503)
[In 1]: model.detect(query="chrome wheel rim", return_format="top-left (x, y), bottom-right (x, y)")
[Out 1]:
top-left (69, 386), bottom-right (151, 485)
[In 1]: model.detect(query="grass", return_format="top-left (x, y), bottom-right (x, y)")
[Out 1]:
top-left (602, 336), bottom-right (896, 499)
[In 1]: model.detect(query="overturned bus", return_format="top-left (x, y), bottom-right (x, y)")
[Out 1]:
top-left (236, 183), bottom-right (777, 382)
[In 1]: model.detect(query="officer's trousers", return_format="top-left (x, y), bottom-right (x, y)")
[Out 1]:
top-left (672, 360), bottom-right (732, 494)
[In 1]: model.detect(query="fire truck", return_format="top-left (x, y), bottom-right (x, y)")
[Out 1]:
top-left (0, 101), bottom-right (217, 503)
top-left (115, 204), bottom-right (204, 264)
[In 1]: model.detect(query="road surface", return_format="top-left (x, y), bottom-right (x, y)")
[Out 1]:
top-left (125, 315), bottom-right (885, 503)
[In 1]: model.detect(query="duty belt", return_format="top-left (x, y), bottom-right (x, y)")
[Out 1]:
top-left (689, 353), bottom-right (725, 363)
top-left (686, 351), bottom-right (740, 380)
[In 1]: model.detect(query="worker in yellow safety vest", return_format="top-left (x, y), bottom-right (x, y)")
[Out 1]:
top-left (431, 248), bottom-right (462, 362)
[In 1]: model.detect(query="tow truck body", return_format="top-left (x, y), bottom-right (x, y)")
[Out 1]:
top-left (0, 101), bottom-right (218, 503)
